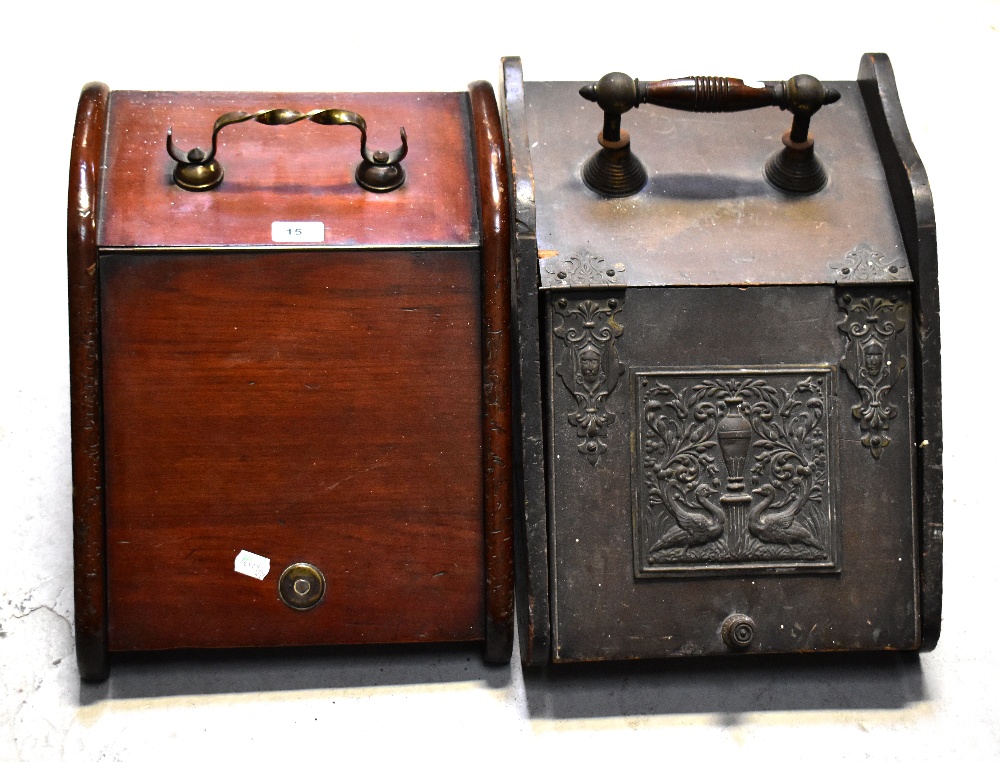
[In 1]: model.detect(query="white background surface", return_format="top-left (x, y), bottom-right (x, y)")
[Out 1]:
top-left (1, 1), bottom-right (998, 759)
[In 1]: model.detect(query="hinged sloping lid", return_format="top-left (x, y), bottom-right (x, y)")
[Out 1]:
top-left (99, 91), bottom-right (478, 250)
top-left (526, 81), bottom-right (909, 289)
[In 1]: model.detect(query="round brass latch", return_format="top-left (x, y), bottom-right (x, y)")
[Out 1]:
top-left (721, 613), bottom-right (755, 650)
top-left (278, 563), bottom-right (326, 610)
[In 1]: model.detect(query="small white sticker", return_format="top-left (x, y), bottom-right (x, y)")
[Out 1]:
top-left (271, 221), bottom-right (325, 243)
top-left (235, 550), bottom-right (271, 580)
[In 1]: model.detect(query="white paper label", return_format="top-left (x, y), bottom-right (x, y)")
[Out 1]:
top-left (271, 221), bottom-right (324, 243)
top-left (235, 550), bottom-right (271, 580)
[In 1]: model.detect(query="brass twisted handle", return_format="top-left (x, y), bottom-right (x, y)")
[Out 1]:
top-left (166, 107), bottom-right (408, 192)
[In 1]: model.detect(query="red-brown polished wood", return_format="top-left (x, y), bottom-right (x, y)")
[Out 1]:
top-left (468, 81), bottom-right (515, 663)
top-left (73, 82), bottom-right (515, 671)
top-left (100, 91), bottom-right (478, 249)
top-left (68, 82), bottom-right (110, 681)
top-left (100, 250), bottom-right (486, 650)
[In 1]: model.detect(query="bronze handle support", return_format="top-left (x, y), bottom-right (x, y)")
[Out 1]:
top-left (166, 108), bottom-right (408, 192)
top-left (579, 73), bottom-right (840, 197)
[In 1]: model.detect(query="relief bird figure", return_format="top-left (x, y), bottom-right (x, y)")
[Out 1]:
top-left (650, 483), bottom-right (725, 553)
top-left (748, 483), bottom-right (823, 550)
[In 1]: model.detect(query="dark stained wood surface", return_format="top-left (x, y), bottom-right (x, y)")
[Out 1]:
top-left (68, 82), bottom-right (110, 681)
top-left (100, 251), bottom-right (486, 650)
top-left (859, 53), bottom-right (942, 650)
top-left (100, 91), bottom-right (478, 249)
top-left (505, 57), bottom-right (935, 664)
top-left (468, 81), bottom-right (515, 663)
top-left (499, 57), bottom-right (552, 666)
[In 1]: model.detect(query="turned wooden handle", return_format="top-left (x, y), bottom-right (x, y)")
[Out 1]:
top-left (579, 71), bottom-right (842, 196)
top-left (581, 73), bottom-right (839, 116)
top-left (641, 76), bottom-right (780, 112)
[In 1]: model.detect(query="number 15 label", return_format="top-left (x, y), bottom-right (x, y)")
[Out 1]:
top-left (272, 221), bottom-right (325, 243)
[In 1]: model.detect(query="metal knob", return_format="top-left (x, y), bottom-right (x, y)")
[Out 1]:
top-left (721, 613), bottom-right (756, 650)
top-left (278, 563), bottom-right (326, 610)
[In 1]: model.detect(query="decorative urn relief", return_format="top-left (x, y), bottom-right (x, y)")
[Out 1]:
top-left (632, 367), bottom-right (838, 576)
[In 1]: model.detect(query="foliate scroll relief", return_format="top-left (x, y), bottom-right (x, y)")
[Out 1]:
top-left (830, 242), bottom-right (910, 282)
top-left (544, 252), bottom-right (625, 287)
top-left (633, 368), bottom-right (837, 576)
top-left (552, 296), bottom-right (624, 465)
top-left (837, 292), bottom-right (909, 459)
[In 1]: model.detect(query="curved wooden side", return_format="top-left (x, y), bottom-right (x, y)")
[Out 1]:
top-left (468, 81), bottom-right (515, 663)
top-left (858, 54), bottom-right (942, 650)
top-left (68, 82), bottom-right (110, 681)
top-left (499, 57), bottom-right (551, 666)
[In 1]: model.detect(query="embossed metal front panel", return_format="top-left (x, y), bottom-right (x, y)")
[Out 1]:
top-left (546, 285), bottom-right (917, 662)
top-left (633, 366), bottom-right (838, 577)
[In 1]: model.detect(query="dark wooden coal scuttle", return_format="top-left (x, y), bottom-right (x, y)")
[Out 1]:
top-left (500, 54), bottom-right (941, 665)
top-left (68, 82), bottom-right (513, 681)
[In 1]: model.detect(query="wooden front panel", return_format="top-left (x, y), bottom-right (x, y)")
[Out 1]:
top-left (99, 91), bottom-right (477, 249)
top-left (100, 250), bottom-right (485, 650)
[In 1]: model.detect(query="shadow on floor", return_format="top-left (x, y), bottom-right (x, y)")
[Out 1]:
top-left (522, 651), bottom-right (925, 719)
top-left (79, 642), bottom-right (509, 705)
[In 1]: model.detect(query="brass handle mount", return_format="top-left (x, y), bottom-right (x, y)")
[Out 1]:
top-left (579, 72), bottom-right (840, 197)
top-left (166, 108), bottom-right (408, 193)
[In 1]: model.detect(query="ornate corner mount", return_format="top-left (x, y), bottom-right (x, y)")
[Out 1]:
top-left (837, 291), bottom-right (909, 459)
top-left (830, 242), bottom-right (910, 282)
top-left (543, 252), bottom-right (625, 289)
top-left (552, 296), bottom-right (625, 465)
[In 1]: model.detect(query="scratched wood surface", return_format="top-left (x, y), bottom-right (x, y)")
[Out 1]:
top-left (100, 251), bottom-right (486, 650)
top-left (858, 54), bottom-right (942, 650)
top-left (68, 82), bottom-right (111, 680)
top-left (99, 91), bottom-right (478, 249)
top-left (468, 81), bottom-right (515, 663)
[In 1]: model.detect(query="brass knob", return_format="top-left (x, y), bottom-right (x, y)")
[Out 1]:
top-left (278, 563), bottom-right (326, 610)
